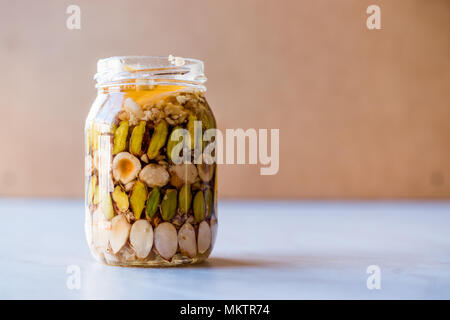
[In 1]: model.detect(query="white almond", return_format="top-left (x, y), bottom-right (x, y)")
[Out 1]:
top-left (178, 222), bottom-right (197, 258)
top-left (110, 215), bottom-right (131, 254)
top-left (139, 163), bottom-right (170, 187)
top-left (130, 220), bottom-right (154, 259)
top-left (154, 222), bottom-right (178, 260)
top-left (197, 221), bottom-right (211, 254)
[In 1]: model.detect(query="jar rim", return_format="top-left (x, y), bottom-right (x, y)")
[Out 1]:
top-left (95, 55), bottom-right (207, 89)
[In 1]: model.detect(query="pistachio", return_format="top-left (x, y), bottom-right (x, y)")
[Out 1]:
top-left (197, 163), bottom-right (214, 182)
top-left (186, 114), bottom-right (197, 149)
top-left (93, 183), bottom-right (100, 205)
top-left (112, 185), bottom-right (129, 212)
top-left (139, 163), bottom-right (170, 187)
top-left (112, 120), bottom-right (129, 155)
top-left (90, 125), bottom-right (100, 151)
top-left (154, 222), bottom-right (178, 260)
top-left (129, 121), bottom-right (146, 156)
top-left (178, 184), bottom-right (192, 214)
top-left (88, 175), bottom-right (97, 205)
top-left (145, 187), bottom-right (161, 219)
top-left (147, 120), bottom-right (168, 159)
top-left (100, 192), bottom-right (115, 220)
top-left (169, 164), bottom-right (198, 188)
top-left (197, 220), bottom-right (211, 254)
top-left (204, 188), bottom-right (213, 218)
top-left (110, 214), bottom-right (131, 254)
top-left (200, 109), bottom-right (216, 130)
top-left (161, 189), bottom-right (178, 221)
top-left (112, 152), bottom-right (141, 184)
top-left (193, 190), bottom-right (205, 222)
top-left (166, 126), bottom-right (183, 163)
top-left (130, 220), bottom-right (153, 259)
top-left (178, 222), bottom-right (197, 258)
top-left (130, 181), bottom-right (147, 219)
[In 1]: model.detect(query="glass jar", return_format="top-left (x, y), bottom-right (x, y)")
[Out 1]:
top-left (84, 56), bottom-right (217, 267)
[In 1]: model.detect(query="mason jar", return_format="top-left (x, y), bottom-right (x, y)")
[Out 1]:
top-left (84, 56), bottom-right (217, 267)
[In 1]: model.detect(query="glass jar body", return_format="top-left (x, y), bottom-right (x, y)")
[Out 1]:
top-left (85, 84), bottom-right (217, 267)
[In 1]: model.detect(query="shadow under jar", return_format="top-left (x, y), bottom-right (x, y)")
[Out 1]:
top-left (85, 56), bottom-right (218, 267)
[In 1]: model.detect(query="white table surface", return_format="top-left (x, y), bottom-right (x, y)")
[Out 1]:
top-left (0, 198), bottom-right (449, 299)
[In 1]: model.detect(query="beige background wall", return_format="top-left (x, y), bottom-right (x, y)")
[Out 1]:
top-left (0, 0), bottom-right (449, 198)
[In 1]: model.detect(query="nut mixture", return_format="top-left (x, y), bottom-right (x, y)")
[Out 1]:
top-left (85, 86), bottom-right (217, 266)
